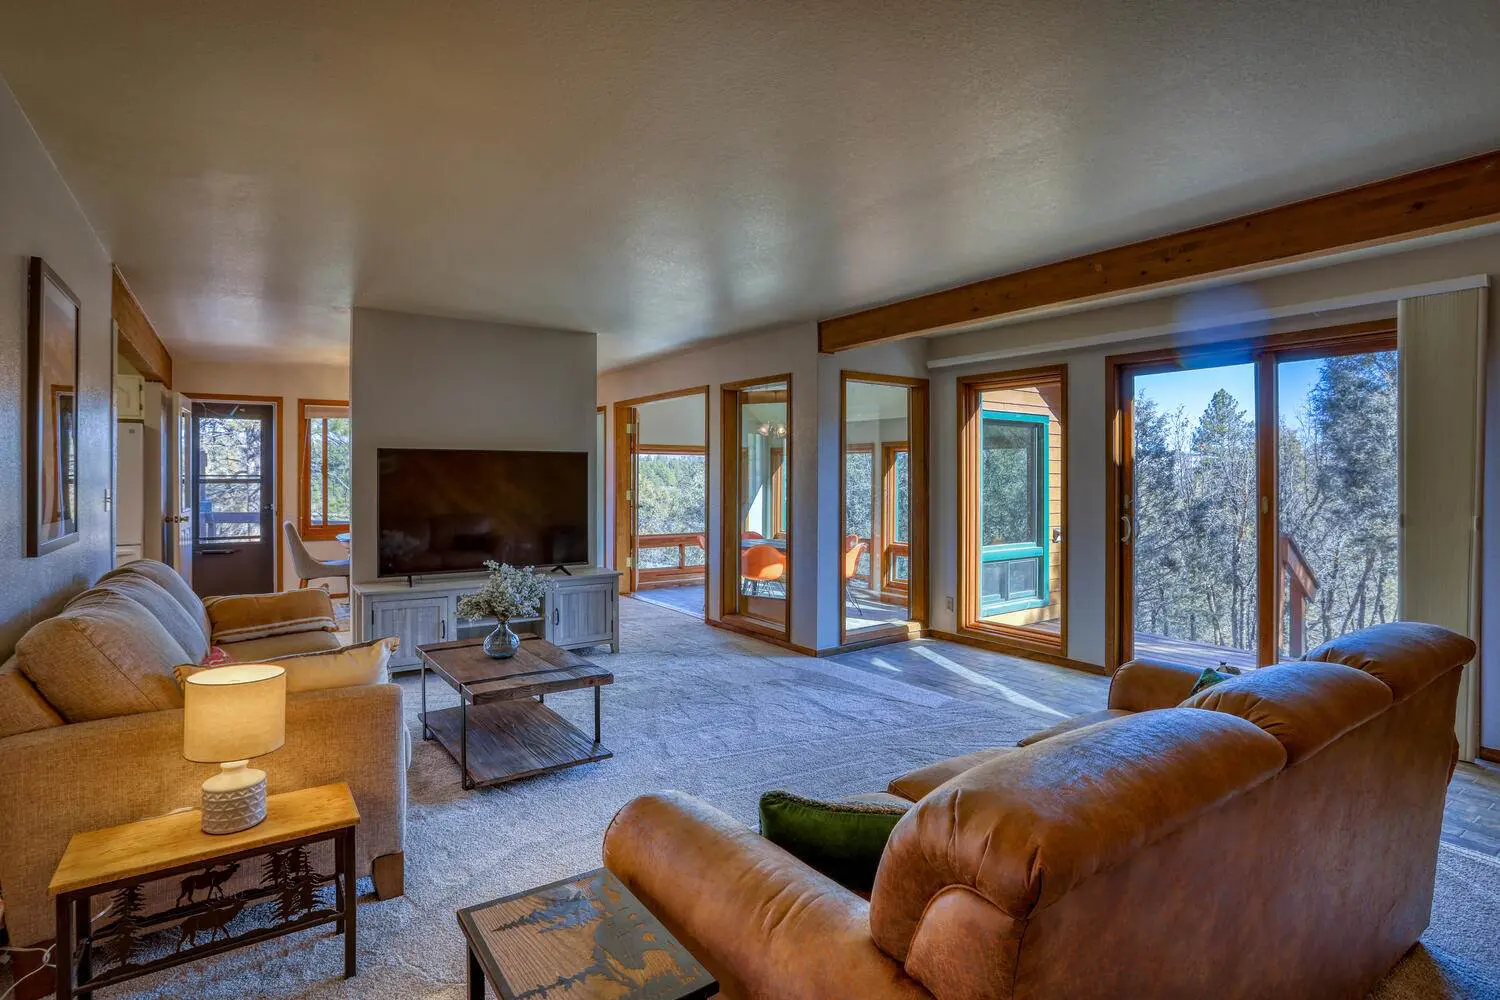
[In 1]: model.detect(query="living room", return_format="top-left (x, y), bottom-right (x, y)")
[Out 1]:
top-left (4, 3), bottom-right (1500, 999)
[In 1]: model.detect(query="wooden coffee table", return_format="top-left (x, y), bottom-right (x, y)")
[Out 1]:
top-left (457, 868), bottom-right (716, 1000)
top-left (416, 636), bottom-right (613, 789)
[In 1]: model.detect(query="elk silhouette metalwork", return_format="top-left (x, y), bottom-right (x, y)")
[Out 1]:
top-left (176, 898), bottom-right (247, 950)
top-left (177, 862), bottom-right (240, 906)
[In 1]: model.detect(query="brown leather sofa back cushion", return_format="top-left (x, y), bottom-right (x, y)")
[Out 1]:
top-left (1302, 621), bottom-right (1474, 701)
top-left (869, 708), bottom-right (1286, 963)
top-left (1180, 662), bottom-right (1392, 765)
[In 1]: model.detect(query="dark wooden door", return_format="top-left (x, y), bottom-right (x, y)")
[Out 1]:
top-left (191, 401), bottom-right (276, 597)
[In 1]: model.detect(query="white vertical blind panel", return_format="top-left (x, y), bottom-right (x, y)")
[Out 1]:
top-left (1398, 286), bottom-right (1486, 760)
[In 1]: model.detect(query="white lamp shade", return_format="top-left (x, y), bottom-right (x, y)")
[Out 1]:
top-left (183, 665), bottom-right (287, 764)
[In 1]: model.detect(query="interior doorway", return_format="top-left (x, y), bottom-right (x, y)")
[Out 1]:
top-left (1107, 320), bottom-right (1399, 670)
top-left (613, 388), bottom-right (709, 619)
top-left (189, 396), bottom-right (280, 597)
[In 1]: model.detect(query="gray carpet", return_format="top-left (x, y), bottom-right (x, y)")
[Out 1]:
top-left (88, 599), bottom-right (1500, 997)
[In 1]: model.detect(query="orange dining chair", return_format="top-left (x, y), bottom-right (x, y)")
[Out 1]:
top-left (741, 543), bottom-right (786, 596)
top-left (843, 539), bottom-right (870, 614)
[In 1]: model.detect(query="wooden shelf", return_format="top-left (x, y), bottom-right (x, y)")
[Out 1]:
top-left (421, 701), bottom-right (611, 788)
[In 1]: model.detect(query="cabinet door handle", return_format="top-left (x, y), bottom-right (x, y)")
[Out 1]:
top-left (552, 608), bottom-right (560, 626)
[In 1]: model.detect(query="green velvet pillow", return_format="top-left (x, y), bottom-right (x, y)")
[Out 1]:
top-left (758, 790), bottom-right (909, 893)
top-left (1187, 666), bottom-right (1232, 696)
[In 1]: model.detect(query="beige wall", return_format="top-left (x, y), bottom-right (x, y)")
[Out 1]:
top-left (0, 78), bottom-right (114, 657)
top-left (350, 308), bottom-right (597, 584)
top-left (174, 358), bottom-right (349, 592)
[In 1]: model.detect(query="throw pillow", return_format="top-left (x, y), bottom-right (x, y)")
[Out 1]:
top-left (176, 636), bottom-right (397, 694)
top-left (202, 645), bottom-right (232, 666)
top-left (758, 790), bottom-right (909, 893)
top-left (202, 590), bottom-right (337, 644)
top-left (1187, 667), bottom-right (1232, 697)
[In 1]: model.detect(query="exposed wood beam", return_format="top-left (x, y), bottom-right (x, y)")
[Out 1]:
top-left (112, 266), bottom-right (172, 387)
top-left (819, 149), bottom-right (1500, 353)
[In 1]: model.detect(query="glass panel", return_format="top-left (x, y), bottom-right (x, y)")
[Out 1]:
top-left (1131, 363), bottom-right (1258, 669)
top-left (1277, 350), bottom-right (1399, 657)
top-left (309, 419), bottom-right (325, 525)
top-left (199, 481), bottom-right (262, 539)
top-left (974, 380), bottom-right (1065, 638)
top-left (635, 453), bottom-right (706, 534)
top-left (737, 381), bottom-right (789, 629)
top-left (197, 417), bottom-right (262, 479)
top-left (842, 380), bottom-right (910, 634)
top-left (324, 416), bottom-right (351, 525)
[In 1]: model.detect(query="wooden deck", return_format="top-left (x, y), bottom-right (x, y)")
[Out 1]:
top-left (1133, 632), bottom-right (1257, 671)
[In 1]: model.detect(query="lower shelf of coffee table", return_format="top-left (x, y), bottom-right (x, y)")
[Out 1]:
top-left (421, 699), bottom-right (612, 788)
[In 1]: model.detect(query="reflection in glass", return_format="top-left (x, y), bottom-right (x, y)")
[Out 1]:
top-left (736, 381), bottom-right (789, 629)
top-left (842, 381), bottom-right (911, 635)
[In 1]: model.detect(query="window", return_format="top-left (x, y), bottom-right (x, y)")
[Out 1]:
top-left (634, 449), bottom-right (707, 575)
top-left (721, 376), bottom-right (792, 634)
top-left (298, 399), bottom-right (351, 540)
top-left (958, 367), bottom-right (1067, 652)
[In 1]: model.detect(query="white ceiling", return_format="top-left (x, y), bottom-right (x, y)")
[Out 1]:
top-left (3, 1), bottom-right (1499, 370)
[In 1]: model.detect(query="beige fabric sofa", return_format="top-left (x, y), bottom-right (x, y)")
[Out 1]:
top-left (0, 560), bottom-right (407, 950)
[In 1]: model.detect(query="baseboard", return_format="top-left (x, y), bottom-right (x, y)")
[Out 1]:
top-left (817, 628), bottom-right (926, 656)
top-left (929, 628), bottom-right (1107, 677)
top-left (706, 616), bottom-right (819, 657)
top-left (1477, 747), bottom-right (1500, 765)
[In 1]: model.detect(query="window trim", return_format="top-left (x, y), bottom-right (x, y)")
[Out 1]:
top-left (880, 441), bottom-right (910, 593)
top-left (297, 397), bottom-right (350, 541)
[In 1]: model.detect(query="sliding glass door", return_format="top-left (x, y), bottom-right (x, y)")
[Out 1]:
top-left (1111, 322), bottom-right (1399, 669)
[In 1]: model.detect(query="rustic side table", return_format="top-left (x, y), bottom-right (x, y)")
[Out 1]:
top-left (457, 868), bottom-right (716, 999)
top-left (48, 783), bottom-right (360, 999)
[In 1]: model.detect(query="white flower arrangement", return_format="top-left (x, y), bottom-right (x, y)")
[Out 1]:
top-left (456, 561), bottom-right (550, 622)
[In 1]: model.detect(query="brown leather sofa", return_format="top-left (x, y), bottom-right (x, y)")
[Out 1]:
top-left (603, 622), bottom-right (1474, 999)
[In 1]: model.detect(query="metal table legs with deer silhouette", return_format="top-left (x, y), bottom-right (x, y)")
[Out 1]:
top-left (48, 783), bottom-right (360, 1000)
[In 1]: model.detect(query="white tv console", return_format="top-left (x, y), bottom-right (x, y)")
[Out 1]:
top-left (352, 566), bottom-right (622, 672)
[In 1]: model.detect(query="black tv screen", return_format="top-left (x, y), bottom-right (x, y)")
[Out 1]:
top-left (377, 448), bottom-right (589, 576)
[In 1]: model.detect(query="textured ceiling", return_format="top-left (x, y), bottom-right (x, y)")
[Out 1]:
top-left (2, 1), bottom-right (1499, 369)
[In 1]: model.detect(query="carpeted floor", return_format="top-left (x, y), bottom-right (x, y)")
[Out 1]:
top-left (81, 600), bottom-right (1500, 997)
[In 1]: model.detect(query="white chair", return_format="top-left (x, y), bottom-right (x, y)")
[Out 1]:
top-left (283, 521), bottom-right (351, 593)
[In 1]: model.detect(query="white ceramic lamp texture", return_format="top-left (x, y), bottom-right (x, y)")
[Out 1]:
top-left (183, 665), bottom-right (287, 835)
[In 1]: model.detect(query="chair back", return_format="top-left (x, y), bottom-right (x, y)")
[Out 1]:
top-left (282, 521), bottom-right (325, 580)
top-left (740, 544), bottom-right (786, 582)
top-left (843, 541), bottom-right (868, 580)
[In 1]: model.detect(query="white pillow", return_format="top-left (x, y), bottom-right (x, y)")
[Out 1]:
top-left (176, 637), bottom-right (398, 693)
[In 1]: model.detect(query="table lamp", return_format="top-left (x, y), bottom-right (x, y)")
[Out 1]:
top-left (183, 664), bottom-right (287, 835)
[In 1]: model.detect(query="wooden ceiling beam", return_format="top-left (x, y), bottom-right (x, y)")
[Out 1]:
top-left (818, 149), bottom-right (1500, 353)
top-left (112, 266), bottom-right (172, 387)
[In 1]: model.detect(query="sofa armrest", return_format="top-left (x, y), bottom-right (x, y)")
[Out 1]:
top-left (0, 683), bottom-right (406, 946)
top-left (1107, 657), bottom-right (1205, 712)
top-left (604, 792), bottom-right (929, 1000)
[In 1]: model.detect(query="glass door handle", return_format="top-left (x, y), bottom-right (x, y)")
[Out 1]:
top-left (1120, 515), bottom-right (1134, 545)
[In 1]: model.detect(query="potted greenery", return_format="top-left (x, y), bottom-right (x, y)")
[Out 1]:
top-left (456, 561), bottom-right (551, 659)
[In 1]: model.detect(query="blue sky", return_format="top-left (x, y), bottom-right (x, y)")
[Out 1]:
top-left (1135, 359), bottom-right (1323, 429)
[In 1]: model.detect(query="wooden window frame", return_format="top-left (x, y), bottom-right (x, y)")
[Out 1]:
top-left (838, 371), bottom-right (929, 648)
top-left (880, 441), bottom-right (910, 594)
top-left (957, 365), bottom-right (1068, 658)
top-left (1103, 319), bottom-right (1398, 672)
top-left (297, 398), bottom-right (350, 542)
top-left (719, 375), bottom-right (794, 639)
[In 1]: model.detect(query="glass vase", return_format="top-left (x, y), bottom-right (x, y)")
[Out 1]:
top-left (483, 620), bottom-right (521, 659)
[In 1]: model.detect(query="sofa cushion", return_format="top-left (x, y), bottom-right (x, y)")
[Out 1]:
top-left (203, 590), bottom-right (337, 644)
top-left (16, 590), bottom-right (188, 721)
top-left (99, 560), bottom-right (209, 641)
top-left (221, 629), bottom-right (345, 662)
top-left (179, 637), bottom-right (395, 694)
top-left (0, 657), bottom-right (63, 739)
top-left (1301, 621), bottom-right (1475, 702)
top-left (1180, 662), bottom-right (1392, 766)
top-left (888, 747), bottom-right (1011, 802)
top-left (1017, 709), bottom-right (1133, 747)
top-left (88, 572), bottom-right (210, 665)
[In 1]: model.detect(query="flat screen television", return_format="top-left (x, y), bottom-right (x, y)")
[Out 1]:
top-left (377, 448), bottom-right (589, 577)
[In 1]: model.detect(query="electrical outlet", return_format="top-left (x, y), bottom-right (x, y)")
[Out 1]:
top-left (945, 595), bottom-right (955, 612)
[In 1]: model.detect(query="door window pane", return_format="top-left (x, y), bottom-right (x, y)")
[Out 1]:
top-left (197, 417), bottom-right (262, 478)
top-left (1277, 351), bottom-right (1399, 656)
top-left (842, 380), bottom-right (910, 634)
top-left (200, 482), bottom-right (263, 539)
top-left (1131, 364), bottom-right (1258, 668)
top-left (736, 381), bottom-right (789, 630)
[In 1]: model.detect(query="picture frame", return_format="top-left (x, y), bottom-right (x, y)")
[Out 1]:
top-left (27, 256), bottom-right (82, 556)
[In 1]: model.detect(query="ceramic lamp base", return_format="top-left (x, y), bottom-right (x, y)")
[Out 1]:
top-left (201, 760), bottom-right (268, 835)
